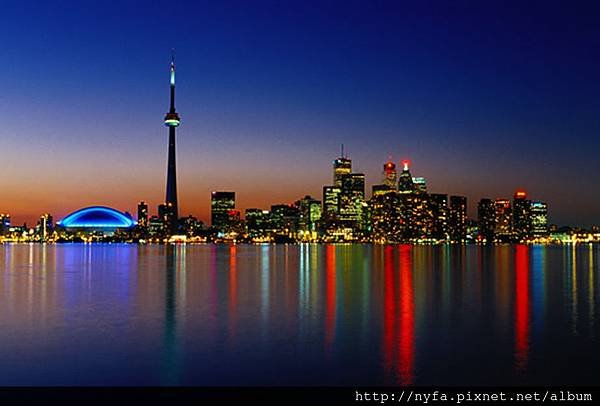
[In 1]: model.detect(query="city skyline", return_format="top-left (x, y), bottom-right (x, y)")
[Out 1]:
top-left (2, 1), bottom-right (600, 226)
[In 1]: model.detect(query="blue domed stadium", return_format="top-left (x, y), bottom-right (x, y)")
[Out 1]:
top-left (57, 206), bottom-right (136, 231)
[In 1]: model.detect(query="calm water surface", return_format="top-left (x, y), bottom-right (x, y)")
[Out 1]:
top-left (0, 243), bottom-right (598, 385)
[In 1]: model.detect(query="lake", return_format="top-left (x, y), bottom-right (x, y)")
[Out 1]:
top-left (0, 243), bottom-right (598, 385)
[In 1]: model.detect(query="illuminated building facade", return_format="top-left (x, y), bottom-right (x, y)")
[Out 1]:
top-left (148, 216), bottom-right (164, 238)
top-left (158, 202), bottom-right (176, 235)
top-left (429, 193), bottom-right (448, 241)
top-left (180, 215), bottom-right (204, 237)
top-left (382, 160), bottom-right (397, 189)
top-left (246, 208), bottom-right (270, 239)
top-left (449, 195), bottom-right (467, 242)
top-left (371, 189), bottom-right (400, 243)
top-left (339, 172), bottom-right (365, 227)
top-left (513, 190), bottom-right (532, 240)
top-left (396, 161), bottom-right (432, 241)
top-left (398, 161), bottom-right (415, 194)
top-left (322, 186), bottom-right (342, 221)
top-left (226, 209), bottom-right (245, 237)
top-left (531, 201), bottom-right (548, 237)
top-left (478, 198), bottom-right (496, 242)
top-left (412, 177), bottom-right (427, 193)
top-left (36, 213), bottom-right (53, 241)
top-left (137, 201), bottom-right (148, 232)
top-left (269, 204), bottom-right (300, 239)
top-left (494, 198), bottom-right (513, 241)
top-left (211, 192), bottom-right (236, 233)
top-left (295, 195), bottom-right (321, 237)
top-left (333, 155), bottom-right (352, 187)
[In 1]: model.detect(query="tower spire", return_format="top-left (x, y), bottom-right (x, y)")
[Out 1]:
top-left (169, 49), bottom-right (176, 113)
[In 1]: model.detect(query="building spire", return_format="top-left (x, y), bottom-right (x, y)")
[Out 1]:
top-left (169, 49), bottom-right (176, 112)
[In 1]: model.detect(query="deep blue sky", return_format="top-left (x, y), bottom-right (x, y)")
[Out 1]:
top-left (2, 1), bottom-right (600, 226)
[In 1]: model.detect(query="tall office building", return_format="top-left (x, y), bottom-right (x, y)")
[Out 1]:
top-left (333, 156), bottom-right (352, 187)
top-left (37, 214), bottom-right (53, 241)
top-left (448, 195), bottom-right (467, 242)
top-left (245, 208), bottom-right (270, 238)
top-left (513, 190), bottom-right (532, 240)
top-left (494, 198), bottom-right (513, 240)
top-left (339, 173), bottom-right (365, 226)
top-left (158, 202), bottom-right (176, 235)
top-left (164, 53), bottom-right (181, 234)
top-left (137, 201), bottom-right (149, 229)
top-left (146, 215), bottom-right (163, 238)
top-left (397, 161), bottom-right (428, 240)
top-left (295, 195), bottom-right (321, 233)
top-left (477, 198), bottom-right (496, 242)
top-left (531, 201), bottom-right (548, 237)
top-left (324, 150), bottom-right (351, 229)
top-left (269, 204), bottom-right (300, 236)
top-left (398, 161), bottom-right (415, 194)
top-left (382, 159), bottom-right (397, 189)
top-left (412, 177), bottom-right (427, 193)
top-left (211, 192), bottom-right (235, 232)
top-left (370, 191), bottom-right (400, 243)
top-left (226, 210), bottom-right (244, 236)
top-left (180, 215), bottom-right (204, 237)
top-left (322, 186), bottom-right (342, 220)
top-left (429, 193), bottom-right (449, 241)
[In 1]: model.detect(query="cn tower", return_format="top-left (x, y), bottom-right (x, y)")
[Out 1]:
top-left (164, 53), bottom-right (180, 232)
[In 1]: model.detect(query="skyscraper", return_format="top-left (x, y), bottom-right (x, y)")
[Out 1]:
top-left (37, 213), bottom-right (53, 241)
top-left (245, 208), bottom-right (270, 239)
top-left (412, 177), bottom-right (427, 193)
top-left (137, 201), bottom-right (149, 229)
top-left (382, 159), bottom-right (397, 189)
top-left (477, 198), bottom-right (496, 243)
top-left (398, 161), bottom-right (415, 194)
top-left (370, 190), bottom-right (400, 243)
top-left (211, 192), bottom-right (235, 233)
top-left (397, 161), bottom-right (424, 240)
top-left (339, 173), bottom-right (365, 225)
top-left (322, 186), bottom-right (342, 220)
top-left (429, 193), bottom-right (449, 241)
top-left (531, 201), bottom-right (548, 237)
top-left (333, 157), bottom-right (352, 187)
top-left (448, 195), bottom-right (467, 242)
top-left (164, 53), bottom-right (181, 234)
top-left (295, 195), bottom-right (321, 234)
top-left (270, 204), bottom-right (300, 237)
top-left (494, 198), bottom-right (513, 240)
top-left (513, 190), bottom-right (532, 240)
top-left (333, 145), bottom-right (352, 187)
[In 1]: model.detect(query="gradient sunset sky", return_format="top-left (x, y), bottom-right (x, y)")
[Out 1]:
top-left (2, 1), bottom-right (600, 226)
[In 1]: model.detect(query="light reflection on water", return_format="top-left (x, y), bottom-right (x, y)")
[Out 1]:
top-left (0, 243), bottom-right (598, 385)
